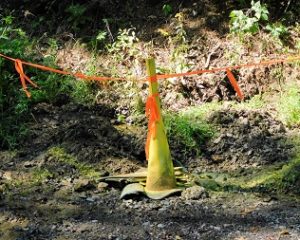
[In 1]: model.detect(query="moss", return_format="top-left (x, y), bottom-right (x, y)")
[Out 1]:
top-left (199, 155), bottom-right (300, 195)
top-left (47, 147), bottom-right (101, 179)
top-left (244, 154), bottom-right (300, 194)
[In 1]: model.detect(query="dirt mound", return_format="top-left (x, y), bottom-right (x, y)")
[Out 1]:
top-left (22, 101), bottom-right (144, 174)
top-left (189, 108), bottom-right (292, 172)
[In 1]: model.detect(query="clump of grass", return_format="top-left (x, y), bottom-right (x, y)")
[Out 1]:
top-left (48, 147), bottom-right (100, 179)
top-left (232, 94), bottom-right (265, 110)
top-left (278, 85), bottom-right (300, 127)
top-left (164, 109), bottom-right (215, 155)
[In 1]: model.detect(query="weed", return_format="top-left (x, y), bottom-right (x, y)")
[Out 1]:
top-left (265, 22), bottom-right (289, 39)
top-left (0, 15), bottom-right (31, 148)
top-left (230, 1), bottom-right (269, 34)
top-left (107, 28), bottom-right (140, 61)
top-left (169, 13), bottom-right (190, 73)
top-left (278, 85), bottom-right (300, 127)
top-left (164, 110), bottom-right (215, 155)
top-left (162, 4), bottom-right (173, 16)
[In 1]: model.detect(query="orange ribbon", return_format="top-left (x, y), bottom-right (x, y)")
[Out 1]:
top-left (14, 59), bottom-right (38, 97)
top-left (145, 93), bottom-right (160, 160)
top-left (0, 53), bottom-right (126, 98)
top-left (1, 53), bottom-right (300, 98)
top-left (226, 69), bottom-right (244, 101)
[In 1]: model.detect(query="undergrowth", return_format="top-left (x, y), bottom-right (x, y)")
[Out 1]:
top-left (278, 85), bottom-right (300, 127)
top-left (164, 109), bottom-right (215, 156)
top-left (0, 15), bottom-right (95, 149)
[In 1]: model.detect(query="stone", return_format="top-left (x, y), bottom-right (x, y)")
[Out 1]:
top-left (97, 182), bottom-right (109, 192)
top-left (23, 161), bottom-right (35, 168)
top-left (74, 179), bottom-right (95, 192)
top-left (181, 186), bottom-right (208, 200)
top-left (157, 223), bottom-right (165, 228)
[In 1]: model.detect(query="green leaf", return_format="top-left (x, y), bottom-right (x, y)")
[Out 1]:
top-left (162, 4), bottom-right (173, 16)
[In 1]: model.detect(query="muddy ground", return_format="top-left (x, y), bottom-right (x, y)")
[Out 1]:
top-left (0, 101), bottom-right (299, 240)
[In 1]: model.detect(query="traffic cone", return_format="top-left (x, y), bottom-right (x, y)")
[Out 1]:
top-left (143, 58), bottom-right (181, 199)
top-left (104, 58), bottom-right (183, 199)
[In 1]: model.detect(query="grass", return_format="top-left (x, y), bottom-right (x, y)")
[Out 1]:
top-left (163, 103), bottom-right (216, 155)
top-left (278, 85), bottom-right (300, 127)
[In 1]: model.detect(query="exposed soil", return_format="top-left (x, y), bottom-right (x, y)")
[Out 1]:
top-left (0, 101), bottom-right (299, 240)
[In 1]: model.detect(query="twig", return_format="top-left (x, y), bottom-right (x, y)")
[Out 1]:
top-left (205, 43), bottom-right (221, 69)
top-left (103, 19), bottom-right (114, 43)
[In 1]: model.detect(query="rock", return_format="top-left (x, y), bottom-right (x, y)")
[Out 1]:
top-left (7, 162), bottom-right (14, 167)
top-left (142, 221), bottom-right (151, 229)
top-left (181, 186), bottom-right (208, 200)
top-left (157, 223), bottom-right (165, 228)
top-left (97, 182), bottom-right (109, 192)
top-left (74, 179), bottom-right (95, 192)
top-left (23, 161), bottom-right (35, 168)
top-left (211, 154), bottom-right (223, 162)
top-left (3, 171), bottom-right (12, 180)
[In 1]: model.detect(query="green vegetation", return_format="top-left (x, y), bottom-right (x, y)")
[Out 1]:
top-left (164, 108), bottom-right (215, 155)
top-left (230, 1), bottom-right (289, 40)
top-left (162, 4), bottom-right (173, 16)
top-left (278, 85), bottom-right (300, 127)
top-left (230, 1), bottom-right (269, 34)
top-left (0, 15), bottom-right (95, 149)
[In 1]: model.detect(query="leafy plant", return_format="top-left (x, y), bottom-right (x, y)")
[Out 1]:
top-left (229, 1), bottom-right (269, 34)
top-left (106, 28), bottom-right (140, 63)
top-left (65, 4), bottom-right (90, 30)
top-left (162, 4), bottom-right (173, 16)
top-left (0, 15), bottom-right (31, 148)
top-left (0, 15), bottom-right (95, 148)
top-left (265, 23), bottom-right (289, 39)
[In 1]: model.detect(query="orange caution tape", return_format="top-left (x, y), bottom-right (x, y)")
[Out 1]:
top-left (156, 56), bottom-right (300, 79)
top-left (0, 53), bottom-right (125, 98)
top-left (1, 53), bottom-right (300, 99)
top-left (155, 55), bottom-right (300, 100)
top-left (14, 59), bottom-right (38, 97)
top-left (145, 93), bottom-right (160, 160)
top-left (226, 69), bottom-right (244, 101)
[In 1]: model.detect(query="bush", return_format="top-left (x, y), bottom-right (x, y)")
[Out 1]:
top-left (0, 15), bottom-right (95, 148)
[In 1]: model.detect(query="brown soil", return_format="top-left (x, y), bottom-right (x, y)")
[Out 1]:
top-left (0, 101), bottom-right (299, 240)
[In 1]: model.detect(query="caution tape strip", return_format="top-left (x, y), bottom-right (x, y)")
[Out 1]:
top-left (0, 53), bottom-right (300, 99)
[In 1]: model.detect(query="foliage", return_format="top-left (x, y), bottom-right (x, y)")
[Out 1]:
top-left (278, 85), bottom-right (300, 127)
top-left (107, 28), bottom-right (139, 56)
top-left (164, 111), bottom-right (215, 155)
top-left (65, 3), bottom-right (90, 31)
top-left (0, 15), bottom-right (95, 149)
top-left (229, 1), bottom-right (269, 34)
top-left (0, 14), bottom-right (31, 149)
top-left (169, 13), bottom-right (189, 73)
top-left (265, 22), bottom-right (289, 39)
top-left (162, 4), bottom-right (173, 16)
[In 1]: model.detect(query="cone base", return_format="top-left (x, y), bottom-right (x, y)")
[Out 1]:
top-left (120, 183), bottom-right (183, 200)
top-left (144, 188), bottom-right (182, 200)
